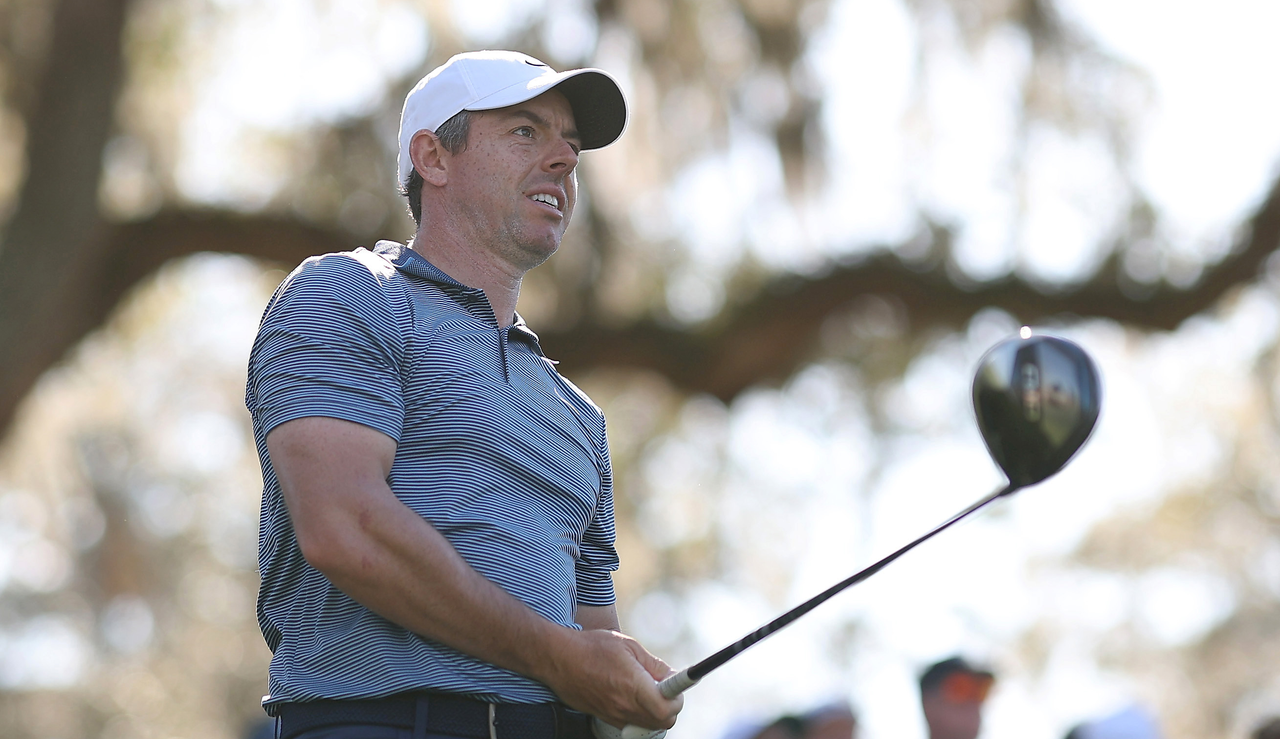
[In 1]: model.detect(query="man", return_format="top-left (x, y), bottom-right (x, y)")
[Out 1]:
top-left (918, 657), bottom-right (995, 739)
top-left (797, 702), bottom-right (858, 739)
top-left (245, 50), bottom-right (683, 739)
top-left (725, 701), bottom-right (858, 739)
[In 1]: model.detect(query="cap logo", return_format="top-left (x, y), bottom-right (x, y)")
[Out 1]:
top-left (524, 60), bottom-right (547, 67)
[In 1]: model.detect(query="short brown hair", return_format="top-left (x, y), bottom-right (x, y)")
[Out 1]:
top-left (401, 109), bottom-right (472, 226)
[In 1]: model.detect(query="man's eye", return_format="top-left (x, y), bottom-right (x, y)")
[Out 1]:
top-left (514, 126), bottom-right (534, 137)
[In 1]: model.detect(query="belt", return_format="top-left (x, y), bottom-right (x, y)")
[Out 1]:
top-left (277, 692), bottom-right (594, 739)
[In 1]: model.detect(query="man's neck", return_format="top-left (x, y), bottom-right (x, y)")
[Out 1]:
top-left (409, 230), bottom-right (522, 328)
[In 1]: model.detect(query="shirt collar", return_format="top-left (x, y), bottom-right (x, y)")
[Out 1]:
top-left (372, 240), bottom-right (545, 352)
top-left (373, 240), bottom-right (468, 288)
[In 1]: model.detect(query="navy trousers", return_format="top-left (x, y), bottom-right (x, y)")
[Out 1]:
top-left (291, 726), bottom-right (462, 739)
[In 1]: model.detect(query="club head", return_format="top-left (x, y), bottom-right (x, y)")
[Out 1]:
top-left (972, 331), bottom-right (1101, 489)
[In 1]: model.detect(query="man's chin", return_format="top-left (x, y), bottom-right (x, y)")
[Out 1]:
top-left (513, 239), bottom-right (560, 271)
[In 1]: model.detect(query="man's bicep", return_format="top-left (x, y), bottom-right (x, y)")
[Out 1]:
top-left (266, 417), bottom-right (397, 548)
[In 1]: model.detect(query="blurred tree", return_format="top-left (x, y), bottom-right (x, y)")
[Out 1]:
top-left (0, 0), bottom-right (1277, 436)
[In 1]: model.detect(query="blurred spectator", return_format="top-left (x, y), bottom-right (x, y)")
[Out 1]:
top-left (919, 656), bottom-right (996, 739)
top-left (1062, 705), bottom-right (1162, 739)
top-left (724, 700), bottom-right (858, 739)
top-left (754, 715), bottom-right (806, 739)
top-left (1253, 716), bottom-right (1280, 739)
top-left (799, 701), bottom-right (858, 739)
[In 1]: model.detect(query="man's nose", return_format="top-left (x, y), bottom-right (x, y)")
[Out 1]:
top-left (545, 139), bottom-right (579, 173)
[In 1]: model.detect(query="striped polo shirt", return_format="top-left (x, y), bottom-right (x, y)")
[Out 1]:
top-left (245, 241), bottom-right (618, 711)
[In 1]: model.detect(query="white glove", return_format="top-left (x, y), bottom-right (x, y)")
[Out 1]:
top-left (591, 716), bottom-right (667, 739)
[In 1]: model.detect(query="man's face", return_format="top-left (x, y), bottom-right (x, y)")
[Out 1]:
top-left (442, 89), bottom-right (580, 272)
top-left (921, 672), bottom-right (993, 739)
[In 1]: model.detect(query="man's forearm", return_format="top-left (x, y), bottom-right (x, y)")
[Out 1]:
top-left (269, 416), bottom-right (568, 677)
top-left (310, 479), bottom-right (573, 680)
top-left (267, 416), bottom-right (680, 729)
top-left (300, 477), bottom-right (678, 729)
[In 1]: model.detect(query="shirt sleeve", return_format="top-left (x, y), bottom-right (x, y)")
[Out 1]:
top-left (576, 427), bottom-right (620, 607)
top-left (246, 252), bottom-right (407, 442)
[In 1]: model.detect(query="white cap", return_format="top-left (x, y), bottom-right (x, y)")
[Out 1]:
top-left (397, 49), bottom-right (627, 186)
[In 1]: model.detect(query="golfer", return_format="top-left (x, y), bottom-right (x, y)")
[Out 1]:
top-left (245, 50), bottom-right (683, 739)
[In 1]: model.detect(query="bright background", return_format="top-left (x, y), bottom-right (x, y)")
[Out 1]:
top-left (1, 1), bottom-right (1279, 738)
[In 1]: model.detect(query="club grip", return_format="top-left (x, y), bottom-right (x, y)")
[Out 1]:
top-left (658, 668), bottom-right (697, 699)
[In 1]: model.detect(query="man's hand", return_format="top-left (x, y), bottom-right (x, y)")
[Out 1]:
top-left (537, 629), bottom-right (683, 731)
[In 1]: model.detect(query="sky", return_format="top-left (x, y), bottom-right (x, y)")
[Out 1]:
top-left (5, 0), bottom-right (1280, 738)
top-left (1063, 0), bottom-right (1280, 252)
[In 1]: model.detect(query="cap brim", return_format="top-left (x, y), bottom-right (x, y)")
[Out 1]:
top-left (465, 68), bottom-right (627, 151)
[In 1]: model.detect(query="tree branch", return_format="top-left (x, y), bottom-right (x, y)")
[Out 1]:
top-left (540, 173), bottom-right (1280, 400)
top-left (0, 209), bottom-right (350, 435)
top-left (1, 173), bottom-right (1276, 434)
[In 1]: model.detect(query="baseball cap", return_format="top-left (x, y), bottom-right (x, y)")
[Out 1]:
top-left (397, 50), bottom-right (628, 185)
top-left (1069, 705), bottom-right (1163, 739)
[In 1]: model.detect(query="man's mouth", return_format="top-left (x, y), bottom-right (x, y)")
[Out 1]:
top-left (528, 192), bottom-right (561, 212)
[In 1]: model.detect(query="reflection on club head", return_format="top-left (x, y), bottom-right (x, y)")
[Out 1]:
top-left (972, 331), bottom-right (1102, 488)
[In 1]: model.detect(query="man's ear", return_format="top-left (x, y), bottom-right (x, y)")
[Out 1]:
top-left (410, 129), bottom-right (449, 187)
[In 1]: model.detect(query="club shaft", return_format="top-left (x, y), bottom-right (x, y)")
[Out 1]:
top-left (661, 481), bottom-right (1019, 692)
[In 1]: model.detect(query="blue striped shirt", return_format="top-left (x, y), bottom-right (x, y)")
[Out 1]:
top-left (245, 241), bottom-right (618, 711)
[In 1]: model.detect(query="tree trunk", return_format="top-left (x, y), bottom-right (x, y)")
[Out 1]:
top-left (0, 0), bottom-right (131, 434)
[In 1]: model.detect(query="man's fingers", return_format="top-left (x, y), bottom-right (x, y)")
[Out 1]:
top-left (622, 638), bottom-right (677, 682)
top-left (651, 683), bottom-right (684, 727)
top-left (617, 640), bottom-right (683, 728)
top-left (551, 630), bottom-right (684, 730)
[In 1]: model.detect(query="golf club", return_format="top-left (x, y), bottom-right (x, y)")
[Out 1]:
top-left (593, 330), bottom-right (1101, 739)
